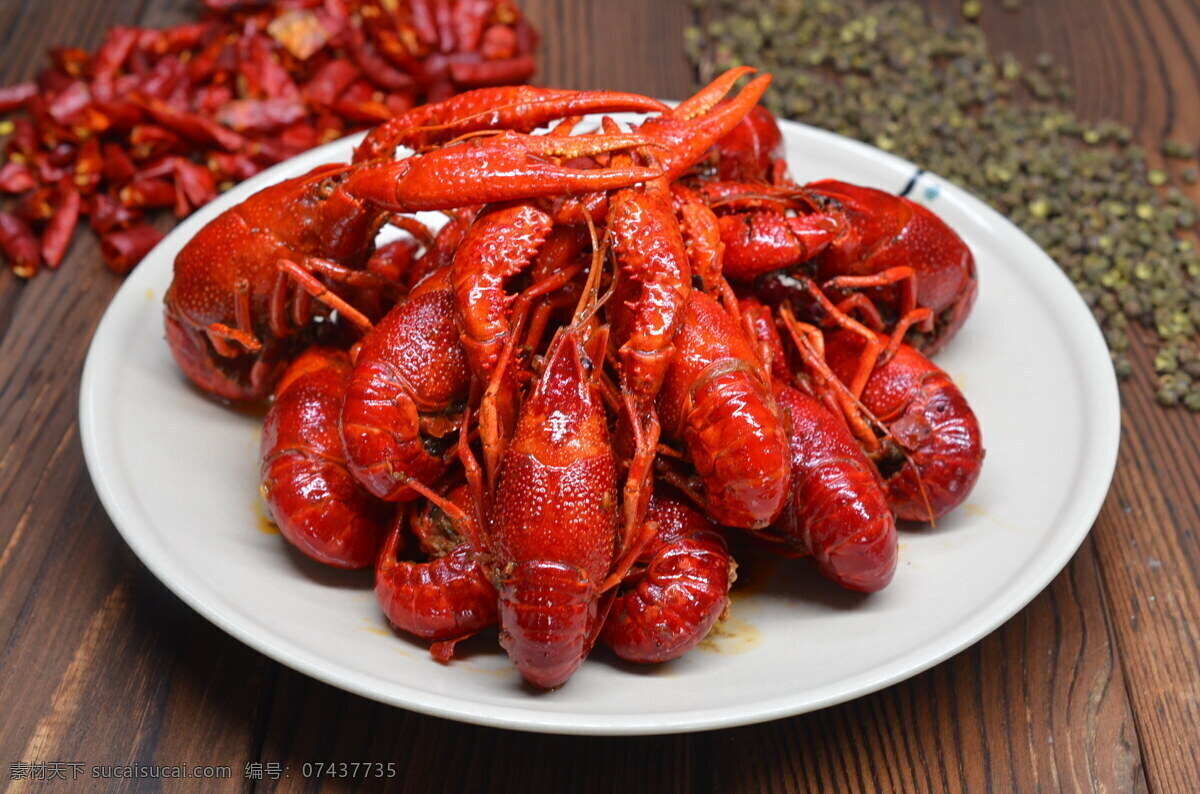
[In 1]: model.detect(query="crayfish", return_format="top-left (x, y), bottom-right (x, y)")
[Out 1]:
top-left (165, 69), bottom-right (986, 688)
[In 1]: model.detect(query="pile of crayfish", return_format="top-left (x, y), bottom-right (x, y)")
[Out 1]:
top-left (163, 67), bottom-right (985, 689)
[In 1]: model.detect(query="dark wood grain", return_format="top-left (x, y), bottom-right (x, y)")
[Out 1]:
top-left (256, 669), bottom-right (695, 794)
top-left (0, 1), bottom-right (1197, 793)
top-left (1090, 334), bottom-right (1200, 794)
top-left (522, 0), bottom-right (696, 96)
top-left (911, 5), bottom-right (1200, 791)
top-left (0, 2), bottom-right (266, 792)
top-left (706, 538), bottom-right (1145, 794)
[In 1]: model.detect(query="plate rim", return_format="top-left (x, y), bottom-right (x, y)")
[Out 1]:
top-left (79, 120), bottom-right (1121, 735)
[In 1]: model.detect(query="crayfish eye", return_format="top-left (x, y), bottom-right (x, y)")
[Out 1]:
top-left (316, 179), bottom-right (337, 199)
top-left (422, 435), bottom-right (449, 458)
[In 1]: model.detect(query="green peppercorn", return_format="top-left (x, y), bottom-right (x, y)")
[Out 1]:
top-left (690, 0), bottom-right (1200, 411)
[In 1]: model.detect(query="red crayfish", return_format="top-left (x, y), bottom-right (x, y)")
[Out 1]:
top-left (688, 105), bottom-right (978, 356)
top-left (173, 70), bottom-right (986, 689)
top-left (260, 346), bottom-right (391, 569)
top-left (164, 86), bottom-right (667, 402)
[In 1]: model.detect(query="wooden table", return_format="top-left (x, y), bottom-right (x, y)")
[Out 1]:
top-left (2, 1), bottom-right (1198, 790)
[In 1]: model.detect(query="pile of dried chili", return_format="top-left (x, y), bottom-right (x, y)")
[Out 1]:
top-left (0, 0), bottom-right (538, 277)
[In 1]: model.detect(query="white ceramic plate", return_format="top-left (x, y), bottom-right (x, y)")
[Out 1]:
top-left (80, 119), bottom-right (1120, 735)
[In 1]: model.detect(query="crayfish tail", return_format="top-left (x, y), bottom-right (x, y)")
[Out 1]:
top-left (498, 561), bottom-right (597, 689)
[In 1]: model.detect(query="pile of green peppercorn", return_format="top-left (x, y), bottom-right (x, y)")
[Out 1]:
top-left (688, 0), bottom-right (1200, 410)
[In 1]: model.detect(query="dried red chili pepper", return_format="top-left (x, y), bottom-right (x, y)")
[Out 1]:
top-left (194, 84), bottom-right (234, 115)
top-left (347, 29), bottom-right (416, 92)
top-left (238, 33), bottom-right (301, 98)
top-left (479, 24), bottom-right (518, 60)
top-left (51, 48), bottom-right (92, 79)
top-left (88, 194), bottom-right (142, 235)
top-left (92, 27), bottom-right (139, 85)
top-left (133, 94), bottom-right (245, 151)
top-left (216, 98), bottom-right (307, 132)
top-left (206, 152), bottom-right (262, 183)
top-left (101, 223), bottom-right (165, 275)
top-left (0, 212), bottom-right (41, 277)
top-left (435, 0), bottom-right (459, 53)
top-left (185, 34), bottom-right (230, 85)
top-left (172, 159), bottom-right (218, 215)
top-left (129, 124), bottom-right (185, 160)
top-left (101, 142), bottom-right (137, 184)
top-left (138, 55), bottom-right (189, 100)
top-left (384, 92), bottom-right (415, 115)
top-left (0, 82), bottom-right (37, 113)
top-left (132, 157), bottom-right (179, 182)
top-left (149, 22), bottom-right (214, 56)
top-left (311, 112), bottom-right (345, 144)
top-left (6, 118), bottom-right (38, 161)
top-left (448, 54), bottom-right (534, 87)
top-left (409, 0), bottom-right (441, 49)
top-left (119, 178), bottom-right (177, 210)
top-left (72, 138), bottom-right (104, 194)
top-left (279, 122), bottom-right (319, 152)
top-left (126, 47), bottom-right (152, 79)
top-left (0, 163), bottom-right (36, 193)
top-left (373, 29), bottom-right (424, 76)
top-left (512, 15), bottom-right (539, 55)
top-left (332, 80), bottom-right (394, 123)
top-left (44, 141), bottom-right (78, 168)
top-left (42, 188), bottom-right (82, 268)
top-left (0, 0), bottom-right (541, 278)
top-left (453, 0), bottom-right (495, 52)
top-left (33, 151), bottom-right (67, 183)
top-left (36, 68), bottom-right (75, 97)
top-left (16, 187), bottom-right (55, 225)
top-left (86, 99), bottom-right (142, 132)
top-left (46, 81), bottom-right (92, 126)
top-left (302, 59), bottom-right (360, 108)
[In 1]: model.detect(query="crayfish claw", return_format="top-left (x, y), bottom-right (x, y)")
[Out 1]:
top-left (672, 65), bottom-right (758, 120)
top-left (345, 131), bottom-right (663, 212)
top-left (638, 71), bottom-right (774, 181)
top-left (512, 130), bottom-right (663, 159)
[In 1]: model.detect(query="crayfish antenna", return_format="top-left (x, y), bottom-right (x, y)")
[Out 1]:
top-left (778, 304), bottom-right (889, 452)
top-left (706, 186), bottom-right (802, 212)
top-left (908, 448), bottom-right (938, 527)
top-left (455, 398), bottom-right (491, 553)
top-left (792, 275), bottom-right (883, 399)
top-left (877, 306), bottom-right (936, 366)
top-left (571, 209), bottom-right (610, 329)
top-left (779, 307), bottom-right (938, 525)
